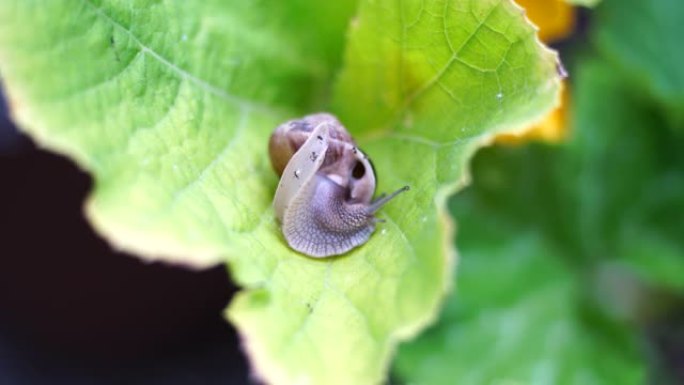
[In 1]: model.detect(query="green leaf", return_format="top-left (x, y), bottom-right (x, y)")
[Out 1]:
top-left (228, 1), bottom-right (561, 383)
top-left (568, 61), bottom-right (684, 292)
top-left (594, 0), bottom-right (684, 126)
top-left (0, 0), bottom-right (359, 266)
top-left (588, 0), bottom-right (684, 299)
top-left (333, 0), bottom-right (560, 136)
top-left (0, 0), bottom-right (561, 384)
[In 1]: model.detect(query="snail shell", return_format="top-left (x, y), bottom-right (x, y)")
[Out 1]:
top-left (269, 113), bottom-right (409, 258)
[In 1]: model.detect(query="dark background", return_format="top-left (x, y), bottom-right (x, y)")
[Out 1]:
top-left (0, 90), bottom-right (251, 384)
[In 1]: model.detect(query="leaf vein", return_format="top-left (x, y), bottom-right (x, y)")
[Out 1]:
top-left (82, 0), bottom-right (272, 114)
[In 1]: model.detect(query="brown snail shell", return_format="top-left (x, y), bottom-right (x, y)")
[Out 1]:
top-left (269, 113), bottom-right (409, 258)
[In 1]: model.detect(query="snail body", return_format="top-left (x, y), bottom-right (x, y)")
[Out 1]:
top-left (269, 113), bottom-right (408, 258)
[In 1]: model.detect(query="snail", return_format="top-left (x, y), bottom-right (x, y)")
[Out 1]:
top-left (268, 113), bottom-right (409, 258)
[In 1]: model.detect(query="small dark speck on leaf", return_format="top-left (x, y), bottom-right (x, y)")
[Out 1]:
top-left (294, 170), bottom-right (300, 179)
top-left (110, 35), bottom-right (121, 62)
top-left (317, 135), bottom-right (323, 141)
top-left (310, 152), bottom-right (318, 162)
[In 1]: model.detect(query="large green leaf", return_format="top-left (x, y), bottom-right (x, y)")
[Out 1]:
top-left (395, 58), bottom-right (684, 384)
top-left (229, 1), bottom-right (560, 383)
top-left (0, 0), bottom-right (359, 266)
top-left (594, 0), bottom-right (684, 126)
top-left (567, 62), bottom-right (684, 292)
top-left (0, 0), bottom-right (561, 384)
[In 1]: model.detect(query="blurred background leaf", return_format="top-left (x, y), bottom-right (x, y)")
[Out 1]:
top-left (594, 0), bottom-right (684, 127)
